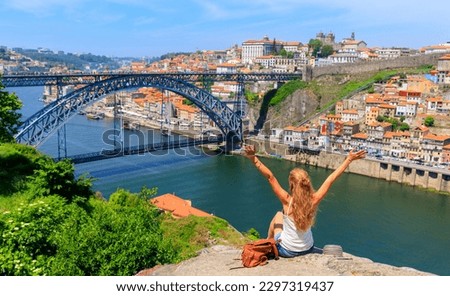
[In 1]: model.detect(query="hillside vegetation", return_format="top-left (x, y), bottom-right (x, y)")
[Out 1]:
top-left (0, 143), bottom-right (247, 275)
top-left (248, 65), bottom-right (435, 128)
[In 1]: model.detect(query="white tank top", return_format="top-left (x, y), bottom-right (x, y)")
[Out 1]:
top-left (279, 199), bottom-right (314, 252)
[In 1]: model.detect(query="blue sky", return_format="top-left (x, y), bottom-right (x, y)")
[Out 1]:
top-left (0, 0), bottom-right (448, 58)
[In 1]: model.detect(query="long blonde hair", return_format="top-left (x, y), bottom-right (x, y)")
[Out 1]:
top-left (288, 168), bottom-right (317, 231)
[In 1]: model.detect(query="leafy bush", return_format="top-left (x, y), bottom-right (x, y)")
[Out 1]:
top-left (243, 228), bottom-right (260, 240)
top-left (0, 145), bottom-right (177, 275)
top-left (0, 80), bottom-right (23, 143)
top-left (0, 143), bottom-right (48, 195)
top-left (28, 159), bottom-right (93, 203)
top-left (245, 90), bottom-right (259, 104)
top-left (0, 195), bottom-right (68, 275)
top-left (49, 194), bottom-right (175, 276)
top-left (424, 116), bottom-right (435, 127)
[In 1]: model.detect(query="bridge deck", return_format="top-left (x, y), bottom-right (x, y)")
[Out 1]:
top-left (63, 137), bottom-right (222, 164)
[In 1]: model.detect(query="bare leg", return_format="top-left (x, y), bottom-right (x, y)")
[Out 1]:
top-left (267, 211), bottom-right (283, 239)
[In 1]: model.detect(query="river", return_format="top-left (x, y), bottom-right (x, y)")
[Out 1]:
top-left (8, 86), bottom-right (450, 276)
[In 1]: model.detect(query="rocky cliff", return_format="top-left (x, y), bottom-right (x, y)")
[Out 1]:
top-left (137, 245), bottom-right (433, 276)
top-left (247, 88), bottom-right (320, 132)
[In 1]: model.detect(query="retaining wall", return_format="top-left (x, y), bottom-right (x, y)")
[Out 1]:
top-left (302, 52), bottom-right (444, 81)
top-left (247, 139), bottom-right (450, 194)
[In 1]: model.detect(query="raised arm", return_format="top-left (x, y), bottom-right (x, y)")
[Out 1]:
top-left (312, 149), bottom-right (366, 206)
top-left (243, 145), bottom-right (290, 205)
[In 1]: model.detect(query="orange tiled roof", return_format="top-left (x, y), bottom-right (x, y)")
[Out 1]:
top-left (384, 131), bottom-right (395, 139)
top-left (367, 122), bottom-right (392, 128)
top-left (150, 193), bottom-right (212, 218)
top-left (365, 97), bottom-right (382, 104)
top-left (342, 109), bottom-right (358, 114)
top-left (423, 134), bottom-right (450, 142)
top-left (438, 54), bottom-right (450, 60)
top-left (351, 132), bottom-right (368, 140)
top-left (426, 97), bottom-right (443, 102)
top-left (378, 103), bottom-right (396, 109)
top-left (326, 114), bottom-right (342, 119)
top-left (283, 125), bottom-right (308, 132)
top-left (415, 125), bottom-right (430, 132)
top-left (217, 63), bottom-right (237, 68)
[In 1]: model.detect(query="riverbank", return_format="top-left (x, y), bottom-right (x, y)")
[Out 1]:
top-left (245, 138), bottom-right (450, 195)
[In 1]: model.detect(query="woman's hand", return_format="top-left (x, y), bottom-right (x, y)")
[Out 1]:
top-left (347, 149), bottom-right (366, 162)
top-left (243, 144), bottom-right (256, 159)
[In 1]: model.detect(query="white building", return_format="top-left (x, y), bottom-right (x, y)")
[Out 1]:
top-left (375, 48), bottom-right (402, 59)
top-left (242, 36), bottom-right (305, 64)
top-left (242, 36), bottom-right (283, 64)
top-left (328, 52), bottom-right (360, 64)
top-left (283, 41), bottom-right (302, 53)
top-left (216, 63), bottom-right (237, 74)
top-left (254, 55), bottom-right (276, 68)
top-left (341, 109), bottom-right (360, 122)
top-left (437, 54), bottom-right (450, 85)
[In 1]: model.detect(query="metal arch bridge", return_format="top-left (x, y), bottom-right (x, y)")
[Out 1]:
top-left (3, 72), bottom-right (302, 148)
top-left (2, 72), bottom-right (302, 87)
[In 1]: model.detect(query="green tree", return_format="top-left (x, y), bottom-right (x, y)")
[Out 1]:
top-left (0, 145), bottom-right (178, 276)
top-left (28, 159), bottom-right (93, 203)
top-left (308, 39), bottom-right (322, 57)
top-left (0, 143), bottom-right (48, 194)
top-left (245, 90), bottom-right (259, 104)
top-left (399, 122), bottom-right (410, 131)
top-left (376, 115), bottom-right (386, 122)
top-left (320, 45), bottom-right (334, 58)
top-left (424, 116), bottom-right (435, 127)
top-left (0, 79), bottom-right (23, 143)
top-left (49, 194), bottom-right (175, 276)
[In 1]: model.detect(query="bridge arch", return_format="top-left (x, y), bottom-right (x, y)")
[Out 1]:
top-left (15, 75), bottom-right (242, 147)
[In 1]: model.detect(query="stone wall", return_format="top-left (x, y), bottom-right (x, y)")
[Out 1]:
top-left (302, 52), bottom-right (444, 81)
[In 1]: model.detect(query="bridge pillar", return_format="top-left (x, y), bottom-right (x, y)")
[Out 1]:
top-left (224, 131), bottom-right (242, 152)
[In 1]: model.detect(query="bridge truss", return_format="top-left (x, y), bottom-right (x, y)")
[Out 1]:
top-left (4, 72), bottom-right (301, 149)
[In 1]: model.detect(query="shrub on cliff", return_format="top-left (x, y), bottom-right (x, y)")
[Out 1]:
top-left (0, 79), bottom-right (22, 143)
top-left (0, 145), bottom-right (177, 275)
top-left (269, 80), bottom-right (308, 106)
top-left (0, 143), bottom-right (48, 195)
top-left (160, 214), bottom-right (247, 262)
top-left (48, 190), bottom-right (176, 276)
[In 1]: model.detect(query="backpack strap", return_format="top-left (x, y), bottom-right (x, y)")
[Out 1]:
top-left (271, 238), bottom-right (279, 259)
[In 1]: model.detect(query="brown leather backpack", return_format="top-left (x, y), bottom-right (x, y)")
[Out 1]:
top-left (241, 238), bottom-right (279, 267)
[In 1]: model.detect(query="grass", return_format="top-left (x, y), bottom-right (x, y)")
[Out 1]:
top-left (159, 213), bottom-right (250, 262)
top-left (268, 80), bottom-right (308, 106)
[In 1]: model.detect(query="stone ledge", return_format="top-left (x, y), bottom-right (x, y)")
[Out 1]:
top-left (137, 245), bottom-right (434, 276)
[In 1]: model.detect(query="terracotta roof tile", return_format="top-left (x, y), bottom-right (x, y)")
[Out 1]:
top-left (351, 132), bottom-right (368, 139)
top-left (423, 134), bottom-right (450, 141)
top-left (150, 193), bottom-right (212, 218)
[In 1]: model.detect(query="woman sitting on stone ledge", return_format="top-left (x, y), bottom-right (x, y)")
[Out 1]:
top-left (243, 145), bottom-right (366, 258)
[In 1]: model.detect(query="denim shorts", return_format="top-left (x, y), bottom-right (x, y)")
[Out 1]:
top-left (274, 232), bottom-right (315, 258)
